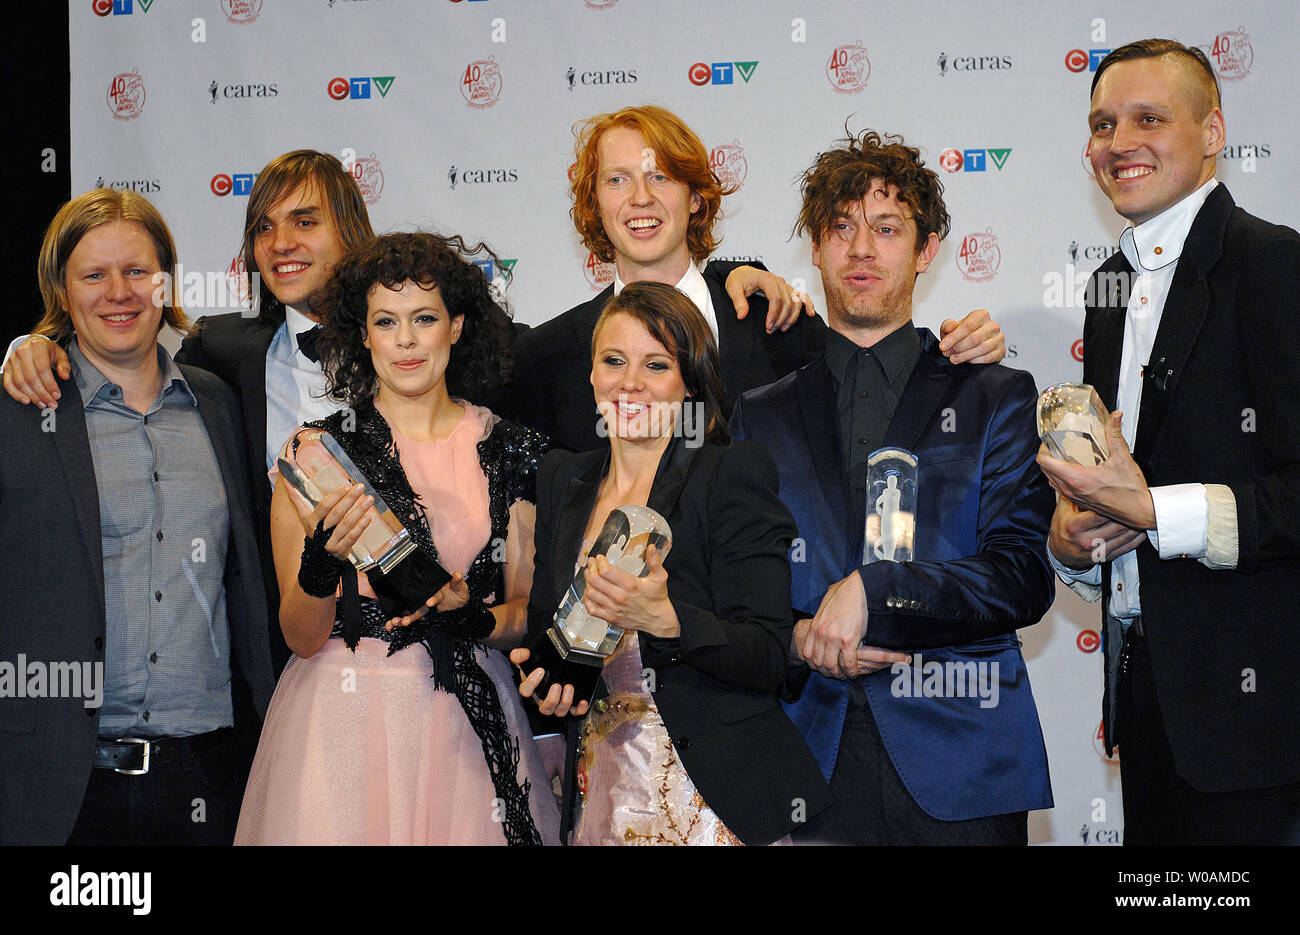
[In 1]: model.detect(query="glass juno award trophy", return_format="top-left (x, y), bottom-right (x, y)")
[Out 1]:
top-left (528, 504), bottom-right (672, 704)
top-left (277, 428), bottom-right (451, 618)
top-left (1037, 383), bottom-right (1111, 466)
top-left (863, 448), bottom-right (918, 565)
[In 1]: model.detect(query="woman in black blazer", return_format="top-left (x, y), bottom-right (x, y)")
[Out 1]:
top-left (513, 281), bottom-right (830, 845)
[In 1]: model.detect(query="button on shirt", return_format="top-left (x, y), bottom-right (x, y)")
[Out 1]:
top-left (614, 265), bottom-right (719, 345)
top-left (70, 342), bottom-right (233, 738)
top-left (824, 323), bottom-right (921, 523)
top-left (1051, 179), bottom-right (1229, 619)
top-left (264, 304), bottom-right (341, 471)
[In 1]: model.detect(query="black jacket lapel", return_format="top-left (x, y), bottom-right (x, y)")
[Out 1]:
top-left (550, 453), bottom-right (604, 604)
top-left (794, 358), bottom-right (852, 545)
top-left (1133, 186), bottom-right (1233, 465)
top-left (51, 392), bottom-right (106, 623)
top-left (881, 329), bottom-right (953, 455)
top-left (1084, 255), bottom-right (1131, 413)
top-left (238, 320), bottom-right (277, 495)
top-left (708, 274), bottom-right (754, 405)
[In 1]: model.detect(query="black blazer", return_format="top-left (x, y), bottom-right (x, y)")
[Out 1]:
top-left (511, 261), bottom-right (827, 453)
top-left (1085, 185), bottom-right (1300, 792)
top-left (527, 436), bottom-right (833, 845)
top-left (0, 361), bottom-right (276, 844)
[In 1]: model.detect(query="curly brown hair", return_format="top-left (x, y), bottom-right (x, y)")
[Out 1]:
top-left (315, 232), bottom-right (515, 406)
top-left (794, 129), bottom-right (950, 253)
top-left (570, 105), bottom-right (732, 265)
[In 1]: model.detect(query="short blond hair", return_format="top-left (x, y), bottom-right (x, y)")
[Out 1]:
top-left (35, 188), bottom-right (189, 341)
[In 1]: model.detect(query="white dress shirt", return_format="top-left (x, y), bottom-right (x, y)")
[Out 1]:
top-left (1051, 179), bottom-right (1239, 616)
top-left (613, 264), bottom-right (720, 346)
top-left (264, 305), bottom-right (342, 470)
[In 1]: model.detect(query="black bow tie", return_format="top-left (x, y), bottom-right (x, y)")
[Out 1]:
top-left (297, 325), bottom-right (322, 363)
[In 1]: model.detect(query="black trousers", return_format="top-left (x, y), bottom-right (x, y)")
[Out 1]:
top-left (66, 729), bottom-right (251, 846)
top-left (1116, 629), bottom-right (1300, 845)
top-left (794, 698), bottom-right (1026, 845)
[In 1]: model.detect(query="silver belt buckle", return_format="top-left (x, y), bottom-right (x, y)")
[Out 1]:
top-left (114, 737), bottom-right (152, 776)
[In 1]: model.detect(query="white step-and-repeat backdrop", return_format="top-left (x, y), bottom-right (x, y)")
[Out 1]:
top-left (70, 0), bottom-right (1297, 845)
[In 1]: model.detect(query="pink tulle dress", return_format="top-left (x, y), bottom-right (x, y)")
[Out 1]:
top-left (235, 403), bottom-right (559, 845)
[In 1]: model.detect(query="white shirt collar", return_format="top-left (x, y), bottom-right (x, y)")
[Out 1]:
top-left (613, 264), bottom-right (710, 315)
top-left (282, 304), bottom-right (319, 357)
top-left (1120, 179), bottom-right (1218, 273)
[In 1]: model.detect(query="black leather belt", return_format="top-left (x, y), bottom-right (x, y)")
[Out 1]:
top-left (92, 729), bottom-right (233, 775)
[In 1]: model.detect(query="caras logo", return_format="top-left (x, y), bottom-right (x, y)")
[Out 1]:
top-left (567, 65), bottom-right (637, 90)
top-left (208, 79), bottom-right (278, 103)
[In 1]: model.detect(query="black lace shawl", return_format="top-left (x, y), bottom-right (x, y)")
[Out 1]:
top-left (308, 399), bottom-right (549, 846)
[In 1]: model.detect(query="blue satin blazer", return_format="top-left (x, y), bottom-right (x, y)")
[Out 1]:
top-left (731, 327), bottom-right (1054, 821)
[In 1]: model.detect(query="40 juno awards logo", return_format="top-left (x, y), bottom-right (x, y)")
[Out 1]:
top-left (709, 140), bottom-right (747, 190)
top-left (827, 40), bottom-right (870, 93)
top-left (348, 153), bottom-right (384, 205)
top-left (461, 57), bottom-right (503, 108)
top-left (1208, 27), bottom-right (1253, 80)
top-left (955, 229), bottom-right (1000, 282)
top-left (221, 0), bottom-right (262, 24)
top-left (227, 254), bottom-right (254, 307)
top-left (583, 251), bottom-right (615, 291)
top-left (107, 69), bottom-right (146, 120)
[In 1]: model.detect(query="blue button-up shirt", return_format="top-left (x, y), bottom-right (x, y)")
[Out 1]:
top-left (70, 341), bottom-right (233, 738)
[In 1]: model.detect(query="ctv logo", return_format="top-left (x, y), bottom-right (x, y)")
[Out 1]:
top-left (210, 172), bottom-right (258, 196)
top-left (938, 148), bottom-right (1011, 173)
top-left (1064, 48), bottom-right (1110, 72)
top-left (473, 258), bottom-right (517, 282)
top-left (327, 76), bottom-right (395, 100)
top-left (92, 0), bottom-right (153, 14)
top-left (688, 61), bottom-right (758, 86)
